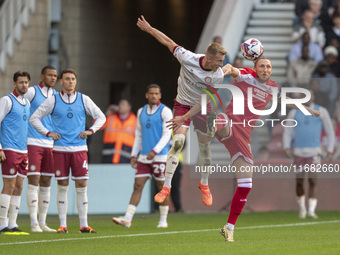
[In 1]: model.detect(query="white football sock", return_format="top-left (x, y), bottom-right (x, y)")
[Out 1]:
top-left (226, 223), bottom-right (234, 230)
top-left (27, 184), bottom-right (39, 226)
top-left (8, 195), bottom-right (21, 229)
top-left (198, 143), bottom-right (212, 185)
top-left (124, 204), bottom-right (137, 222)
top-left (296, 195), bottom-right (306, 211)
top-left (76, 187), bottom-right (88, 228)
top-left (0, 194), bottom-right (11, 229)
top-left (159, 205), bottom-right (169, 223)
top-left (164, 134), bottom-right (185, 188)
top-left (57, 185), bottom-right (68, 227)
top-left (38, 186), bottom-right (51, 226)
top-left (308, 198), bottom-right (317, 214)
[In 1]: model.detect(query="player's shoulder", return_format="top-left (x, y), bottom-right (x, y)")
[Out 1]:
top-left (161, 104), bottom-right (173, 113)
top-left (137, 107), bottom-right (144, 116)
top-left (267, 79), bottom-right (279, 88)
top-left (174, 45), bottom-right (200, 59)
top-left (238, 67), bottom-right (256, 77)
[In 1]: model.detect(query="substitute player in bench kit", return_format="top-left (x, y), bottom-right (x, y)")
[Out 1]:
top-left (0, 71), bottom-right (31, 235)
top-left (283, 90), bottom-right (334, 219)
top-left (113, 84), bottom-right (173, 228)
top-left (25, 66), bottom-right (58, 233)
top-left (30, 69), bottom-right (106, 234)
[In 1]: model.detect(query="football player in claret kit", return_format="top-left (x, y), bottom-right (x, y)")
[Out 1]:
top-left (0, 71), bottom-right (31, 235)
top-left (112, 84), bottom-right (173, 228)
top-left (30, 69), bottom-right (106, 234)
top-left (137, 15), bottom-right (230, 208)
top-left (211, 57), bottom-right (320, 242)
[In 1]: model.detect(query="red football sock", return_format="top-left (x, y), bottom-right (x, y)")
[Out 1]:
top-left (227, 186), bottom-right (251, 225)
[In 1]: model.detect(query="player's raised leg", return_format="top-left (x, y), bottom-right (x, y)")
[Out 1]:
top-left (196, 132), bottom-right (213, 206)
top-left (155, 132), bottom-right (186, 204)
top-left (155, 179), bottom-right (169, 228)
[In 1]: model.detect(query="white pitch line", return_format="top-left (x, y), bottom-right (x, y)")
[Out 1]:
top-left (1, 220), bottom-right (339, 246)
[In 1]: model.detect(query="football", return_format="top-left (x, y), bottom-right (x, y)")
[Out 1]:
top-left (241, 38), bottom-right (264, 61)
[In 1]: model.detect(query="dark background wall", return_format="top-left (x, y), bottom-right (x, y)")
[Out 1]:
top-left (57, 0), bottom-right (213, 162)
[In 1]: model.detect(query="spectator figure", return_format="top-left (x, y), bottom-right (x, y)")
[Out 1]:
top-left (312, 60), bottom-right (338, 114)
top-left (213, 36), bottom-right (230, 67)
top-left (233, 57), bottom-right (244, 68)
top-left (328, 37), bottom-right (340, 61)
top-left (293, 9), bottom-right (326, 47)
top-left (287, 44), bottom-right (317, 87)
top-left (102, 99), bottom-right (137, 164)
top-left (325, 13), bottom-right (340, 45)
top-left (295, 0), bottom-right (338, 27)
top-left (213, 36), bottom-right (230, 84)
top-left (309, 78), bottom-right (330, 110)
top-left (289, 32), bottom-right (324, 63)
top-left (324, 45), bottom-right (340, 77)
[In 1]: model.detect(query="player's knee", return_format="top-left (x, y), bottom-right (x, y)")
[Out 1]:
top-left (172, 134), bottom-right (185, 153)
top-left (133, 182), bottom-right (144, 191)
top-left (296, 178), bottom-right (304, 187)
top-left (57, 185), bottom-right (69, 193)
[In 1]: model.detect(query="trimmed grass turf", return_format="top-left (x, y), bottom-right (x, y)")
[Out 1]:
top-left (0, 211), bottom-right (339, 255)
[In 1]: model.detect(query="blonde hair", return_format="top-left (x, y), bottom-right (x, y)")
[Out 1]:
top-left (206, 42), bottom-right (227, 57)
top-left (254, 56), bottom-right (272, 67)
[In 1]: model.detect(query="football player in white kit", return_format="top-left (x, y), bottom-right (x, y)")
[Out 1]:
top-left (137, 15), bottom-right (229, 207)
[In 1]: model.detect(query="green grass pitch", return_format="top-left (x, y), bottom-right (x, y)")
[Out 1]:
top-left (1, 211), bottom-right (339, 255)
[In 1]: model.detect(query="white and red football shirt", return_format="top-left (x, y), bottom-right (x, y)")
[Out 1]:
top-left (226, 67), bottom-right (279, 134)
top-left (173, 46), bottom-right (224, 106)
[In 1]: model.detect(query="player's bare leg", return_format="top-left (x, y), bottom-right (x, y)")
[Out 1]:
top-left (296, 177), bottom-right (306, 219)
top-left (155, 180), bottom-right (169, 228)
top-left (307, 177), bottom-right (318, 218)
top-left (112, 176), bottom-right (148, 228)
top-left (196, 132), bottom-right (213, 206)
top-left (221, 157), bottom-right (252, 242)
top-left (155, 128), bottom-right (186, 204)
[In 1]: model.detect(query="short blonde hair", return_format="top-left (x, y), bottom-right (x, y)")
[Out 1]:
top-left (254, 56), bottom-right (272, 67)
top-left (206, 42), bottom-right (227, 57)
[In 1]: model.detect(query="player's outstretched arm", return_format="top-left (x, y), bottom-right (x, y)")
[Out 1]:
top-left (137, 15), bottom-right (177, 53)
top-left (222, 64), bottom-right (239, 78)
top-left (166, 104), bottom-right (202, 131)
